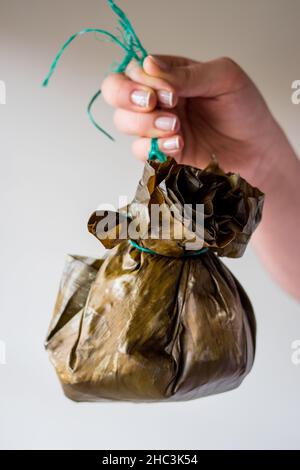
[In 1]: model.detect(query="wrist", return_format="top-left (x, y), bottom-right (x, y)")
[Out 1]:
top-left (247, 118), bottom-right (299, 194)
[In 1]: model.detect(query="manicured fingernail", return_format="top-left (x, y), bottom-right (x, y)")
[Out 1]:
top-left (162, 136), bottom-right (180, 150)
top-left (157, 90), bottom-right (174, 107)
top-left (155, 116), bottom-right (177, 131)
top-left (131, 90), bottom-right (150, 108)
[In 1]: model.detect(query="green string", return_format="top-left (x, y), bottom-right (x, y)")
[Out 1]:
top-left (87, 89), bottom-right (114, 141)
top-left (42, 0), bottom-right (167, 163)
top-left (148, 138), bottom-right (167, 163)
top-left (42, 28), bottom-right (128, 87)
top-left (129, 240), bottom-right (208, 257)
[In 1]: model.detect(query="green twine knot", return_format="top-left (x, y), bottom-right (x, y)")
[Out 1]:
top-left (148, 138), bottom-right (167, 163)
top-left (42, 0), bottom-right (167, 163)
top-left (129, 240), bottom-right (208, 257)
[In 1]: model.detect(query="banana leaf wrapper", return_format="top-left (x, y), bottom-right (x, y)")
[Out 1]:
top-left (45, 158), bottom-right (264, 402)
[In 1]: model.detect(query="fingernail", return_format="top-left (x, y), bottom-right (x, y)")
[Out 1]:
top-left (149, 55), bottom-right (170, 71)
top-left (131, 90), bottom-right (150, 108)
top-left (157, 90), bottom-right (174, 107)
top-left (162, 136), bottom-right (180, 151)
top-left (155, 116), bottom-right (177, 131)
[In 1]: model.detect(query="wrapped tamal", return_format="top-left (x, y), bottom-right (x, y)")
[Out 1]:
top-left (45, 158), bottom-right (264, 402)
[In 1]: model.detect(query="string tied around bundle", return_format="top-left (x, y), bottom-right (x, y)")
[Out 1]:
top-left (129, 240), bottom-right (209, 257)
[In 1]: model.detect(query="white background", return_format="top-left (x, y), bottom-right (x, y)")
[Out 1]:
top-left (0, 0), bottom-right (300, 450)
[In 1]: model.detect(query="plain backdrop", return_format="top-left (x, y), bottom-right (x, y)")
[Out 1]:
top-left (0, 0), bottom-right (300, 450)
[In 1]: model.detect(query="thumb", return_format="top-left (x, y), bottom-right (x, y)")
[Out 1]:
top-left (143, 55), bottom-right (243, 98)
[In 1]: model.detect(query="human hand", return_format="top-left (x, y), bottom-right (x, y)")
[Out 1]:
top-left (102, 54), bottom-right (283, 187)
top-left (102, 54), bottom-right (300, 300)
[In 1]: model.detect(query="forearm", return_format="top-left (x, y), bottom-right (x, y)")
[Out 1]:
top-left (251, 123), bottom-right (300, 300)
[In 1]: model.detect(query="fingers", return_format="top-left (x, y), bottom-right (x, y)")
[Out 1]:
top-left (102, 69), bottom-right (177, 111)
top-left (113, 109), bottom-right (180, 138)
top-left (143, 55), bottom-right (248, 98)
top-left (124, 59), bottom-right (178, 108)
top-left (102, 73), bottom-right (157, 112)
top-left (132, 136), bottom-right (184, 161)
top-left (143, 54), bottom-right (199, 70)
top-left (102, 55), bottom-right (247, 114)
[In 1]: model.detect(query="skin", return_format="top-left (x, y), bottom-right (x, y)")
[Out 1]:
top-left (102, 55), bottom-right (300, 300)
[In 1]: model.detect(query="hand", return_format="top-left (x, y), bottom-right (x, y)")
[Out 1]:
top-left (102, 55), bottom-right (300, 300)
top-left (102, 54), bottom-right (282, 188)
